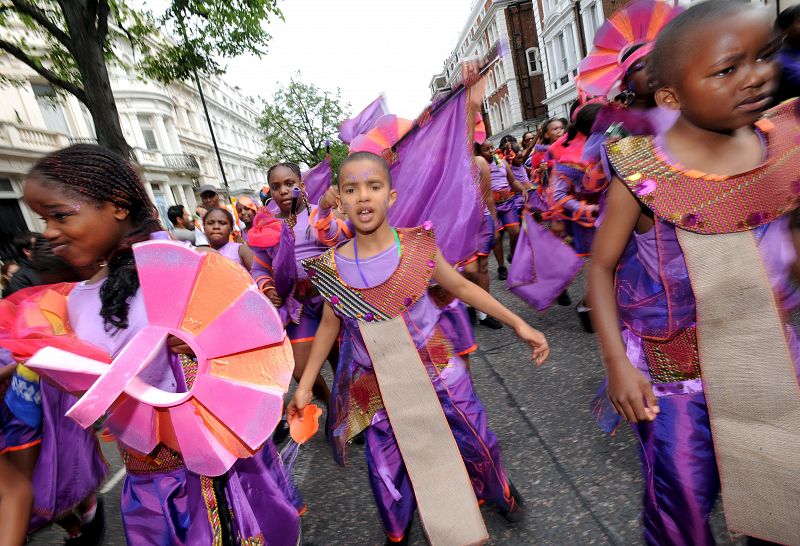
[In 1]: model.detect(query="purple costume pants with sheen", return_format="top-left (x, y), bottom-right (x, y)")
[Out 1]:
top-left (363, 358), bottom-right (512, 541)
top-left (633, 392), bottom-right (719, 546)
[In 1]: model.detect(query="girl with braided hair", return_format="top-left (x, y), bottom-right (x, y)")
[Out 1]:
top-left (23, 144), bottom-right (302, 546)
top-left (249, 162), bottom-right (350, 415)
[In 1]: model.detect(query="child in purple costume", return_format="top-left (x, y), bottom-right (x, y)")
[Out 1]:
top-left (22, 144), bottom-right (301, 546)
top-left (250, 162), bottom-right (351, 409)
top-left (289, 152), bottom-right (550, 545)
top-left (475, 139), bottom-right (530, 280)
top-left (203, 207), bottom-right (254, 270)
top-left (589, 3), bottom-right (800, 544)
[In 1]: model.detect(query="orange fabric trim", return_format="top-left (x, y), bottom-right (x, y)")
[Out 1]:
top-left (290, 336), bottom-right (315, 345)
top-left (461, 254), bottom-right (479, 265)
top-left (457, 344), bottom-right (478, 356)
top-left (253, 255), bottom-right (272, 272)
top-left (0, 438), bottom-right (42, 454)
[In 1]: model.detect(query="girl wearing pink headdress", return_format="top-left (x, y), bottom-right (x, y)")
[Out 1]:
top-left (235, 196), bottom-right (259, 243)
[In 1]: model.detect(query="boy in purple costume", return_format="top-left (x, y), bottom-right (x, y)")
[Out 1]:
top-left (588, 3), bottom-right (800, 544)
top-left (289, 152), bottom-right (549, 545)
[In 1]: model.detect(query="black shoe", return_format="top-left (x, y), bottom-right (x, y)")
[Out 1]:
top-left (500, 481), bottom-right (525, 523)
top-left (479, 316), bottom-right (503, 330)
top-left (577, 308), bottom-right (594, 333)
top-left (272, 418), bottom-right (290, 445)
top-left (497, 265), bottom-right (508, 280)
top-left (557, 290), bottom-right (572, 306)
top-left (467, 306), bottom-right (477, 325)
top-left (65, 498), bottom-right (105, 546)
top-left (352, 431), bottom-right (365, 445)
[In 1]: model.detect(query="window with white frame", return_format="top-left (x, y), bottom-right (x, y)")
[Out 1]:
top-left (32, 83), bottom-right (71, 136)
top-left (137, 115), bottom-right (159, 150)
top-left (583, 2), bottom-right (602, 45)
top-left (526, 47), bottom-right (542, 75)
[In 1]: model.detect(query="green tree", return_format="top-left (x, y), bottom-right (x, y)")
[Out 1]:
top-left (258, 75), bottom-right (350, 170)
top-left (0, 0), bottom-right (282, 155)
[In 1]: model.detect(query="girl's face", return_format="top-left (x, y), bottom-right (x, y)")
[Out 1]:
top-left (521, 132), bottom-right (535, 147)
top-left (269, 166), bottom-right (304, 214)
top-left (624, 57), bottom-right (651, 98)
top-left (510, 146), bottom-right (524, 166)
top-left (658, 9), bottom-right (779, 131)
top-left (479, 140), bottom-right (495, 162)
top-left (203, 209), bottom-right (233, 248)
top-left (23, 176), bottom-right (131, 269)
top-left (337, 159), bottom-right (396, 234)
top-left (545, 121), bottom-right (565, 142)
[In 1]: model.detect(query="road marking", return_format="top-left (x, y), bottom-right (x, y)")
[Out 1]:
top-left (99, 468), bottom-right (126, 494)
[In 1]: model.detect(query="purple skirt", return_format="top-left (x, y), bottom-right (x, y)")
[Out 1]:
top-left (634, 392), bottom-right (719, 546)
top-left (29, 382), bottom-right (108, 532)
top-left (121, 442), bottom-right (302, 546)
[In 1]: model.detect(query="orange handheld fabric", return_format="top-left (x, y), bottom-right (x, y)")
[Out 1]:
top-left (288, 404), bottom-right (322, 444)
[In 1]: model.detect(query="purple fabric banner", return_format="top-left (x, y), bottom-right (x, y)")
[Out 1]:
top-left (338, 95), bottom-right (388, 144)
top-left (388, 91), bottom-right (482, 265)
top-left (302, 157), bottom-right (333, 206)
top-left (507, 213), bottom-right (583, 312)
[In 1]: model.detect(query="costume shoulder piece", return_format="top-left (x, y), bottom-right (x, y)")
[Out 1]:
top-left (302, 225), bottom-right (437, 321)
top-left (606, 99), bottom-right (800, 234)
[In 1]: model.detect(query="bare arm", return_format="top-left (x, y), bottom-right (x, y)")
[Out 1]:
top-left (0, 363), bottom-right (17, 382)
top-left (287, 303), bottom-right (342, 419)
top-left (432, 250), bottom-right (548, 364)
top-left (239, 243), bottom-right (254, 272)
top-left (587, 178), bottom-right (658, 422)
top-left (474, 156), bottom-right (498, 220)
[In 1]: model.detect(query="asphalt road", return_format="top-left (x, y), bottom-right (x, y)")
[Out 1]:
top-left (30, 270), bottom-right (739, 546)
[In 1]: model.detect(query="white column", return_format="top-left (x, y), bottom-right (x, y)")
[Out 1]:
top-left (129, 113), bottom-right (146, 149)
top-left (175, 183), bottom-right (188, 208)
top-left (154, 115), bottom-right (172, 153)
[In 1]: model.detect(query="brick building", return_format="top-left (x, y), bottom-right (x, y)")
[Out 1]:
top-left (430, 0), bottom-right (549, 142)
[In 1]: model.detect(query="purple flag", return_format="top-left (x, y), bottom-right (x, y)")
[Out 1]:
top-left (338, 95), bottom-right (388, 144)
top-left (302, 157), bottom-right (333, 206)
top-left (388, 90), bottom-right (482, 265)
top-left (507, 213), bottom-right (583, 312)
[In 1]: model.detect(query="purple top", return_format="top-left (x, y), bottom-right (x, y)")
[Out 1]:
top-left (217, 241), bottom-right (243, 265)
top-left (68, 280), bottom-right (177, 392)
top-left (489, 161), bottom-right (509, 192)
top-left (510, 164), bottom-right (528, 184)
top-left (613, 131), bottom-right (800, 397)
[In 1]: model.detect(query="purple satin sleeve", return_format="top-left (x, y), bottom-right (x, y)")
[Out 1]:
top-left (551, 175), bottom-right (581, 213)
top-left (250, 248), bottom-right (274, 292)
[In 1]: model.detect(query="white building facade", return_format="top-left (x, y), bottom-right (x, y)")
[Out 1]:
top-left (0, 22), bottom-right (267, 250)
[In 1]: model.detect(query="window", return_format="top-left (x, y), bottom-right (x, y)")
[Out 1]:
top-left (584, 2), bottom-right (601, 45)
top-left (79, 104), bottom-right (96, 138)
top-left (137, 115), bottom-right (159, 150)
top-left (32, 83), bottom-right (70, 135)
top-left (526, 48), bottom-right (542, 75)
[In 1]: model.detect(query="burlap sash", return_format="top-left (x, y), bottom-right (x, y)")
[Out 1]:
top-left (677, 229), bottom-right (800, 544)
top-left (359, 317), bottom-right (488, 546)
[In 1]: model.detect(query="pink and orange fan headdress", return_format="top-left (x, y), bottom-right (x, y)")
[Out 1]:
top-left (24, 241), bottom-right (295, 476)
top-left (576, 0), bottom-right (683, 97)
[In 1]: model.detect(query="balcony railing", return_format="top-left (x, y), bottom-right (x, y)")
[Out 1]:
top-left (132, 148), bottom-right (200, 174)
top-left (68, 137), bottom-right (98, 145)
top-left (0, 121), bottom-right (70, 152)
top-left (163, 153), bottom-right (200, 171)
